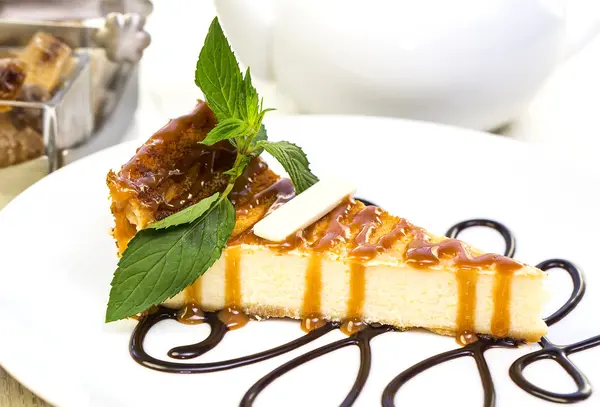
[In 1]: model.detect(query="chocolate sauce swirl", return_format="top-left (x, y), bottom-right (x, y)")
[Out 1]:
top-left (130, 307), bottom-right (336, 373)
top-left (241, 324), bottom-right (393, 406)
top-left (382, 335), bottom-right (519, 407)
top-left (509, 259), bottom-right (600, 404)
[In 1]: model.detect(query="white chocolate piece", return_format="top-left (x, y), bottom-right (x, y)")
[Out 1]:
top-left (253, 177), bottom-right (357, 242)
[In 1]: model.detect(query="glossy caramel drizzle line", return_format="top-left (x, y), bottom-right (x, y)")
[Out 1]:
top-left (348, 206), bottom-right (383, 259)
top-left (301, 253), bottom-right (325, 332)
top-left (311, 201), bottom-right (352, 250)
top-left (455, 268), bottom-right (479, 345)
top-left (225, 247), bottom-right (242, 306)
top-left (218, 246), bottom-right (249, 330)
top-left (491, 270), bottom-right (512, 337)
top-left (340, 206), bottom-right (382, 334)
top-left (177, 279), bottom-right (204, 325)
top-left (341, 262), bottom-right (367, 335)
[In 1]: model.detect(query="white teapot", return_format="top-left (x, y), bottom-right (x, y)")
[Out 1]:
top-left (214, 0), bottom-right (600, 130)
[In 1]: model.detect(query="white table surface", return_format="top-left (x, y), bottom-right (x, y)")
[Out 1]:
top-left (130, 0), bottom-right (600, 175)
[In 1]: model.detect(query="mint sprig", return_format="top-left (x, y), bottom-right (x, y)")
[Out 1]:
top-left (106, 17), bottom-right (318, 321)
top-left (195, 17), bottom-right (318, 195)
top-left (256, 141), bottom-right (318, 194)
top-left (194, 19), bottom-right (242, 121)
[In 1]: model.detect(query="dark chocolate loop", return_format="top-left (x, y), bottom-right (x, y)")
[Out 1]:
top-left (509, 345), bottom-right (592, 403)
top-left (168, 312), bottom-right (227, 359)
top-left (382, 347), bottom-right (473, 407)
top-left (445, 218), bottom-right (516, 258)
top-left (130, 307), bottom-right (336, 373)
top-left (508, 260), bottom-right (597, 403)
top-left (536, 259), bottom-right (586, 327)
top-left (242, 325), bottom-right (391, 407)
top-left (382, 337), bottom-right (517, 407)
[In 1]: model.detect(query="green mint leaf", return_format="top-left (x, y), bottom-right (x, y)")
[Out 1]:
top-left (195, 17), bottom-right (243, 121)
top-left (203, 117), bottom-right (249, 146)
top-left (105, 198), bottom-right (236, 322)
top-left (256, 140), bottom-right (319, 193)
top-left (146, 193), bottom-right (220, 230)
top-left (238, 67), bottom-right (259, 124)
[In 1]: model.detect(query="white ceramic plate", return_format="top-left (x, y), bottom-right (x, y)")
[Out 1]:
top-left (1, 115), bottom-right (599, 407)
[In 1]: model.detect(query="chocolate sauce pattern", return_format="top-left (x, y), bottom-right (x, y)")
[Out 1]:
top-left (382, 335), bottom-right (519, 407)
top-left (509, 259), bottom-right (600, 404)
top-left (241, 324), bottom-right (394, 406)
top-left (128, 213), bottom-right (600, 406)
top-left (130, 307), bottom-right (336, 373)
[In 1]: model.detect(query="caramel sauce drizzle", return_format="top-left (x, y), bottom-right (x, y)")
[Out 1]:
top-left (491, 269), bottom-right (513, 337)
top-left (348, 206), bottom-right (383, 259)
top-left (311, 200), bottom-right (352, 251)
top-left (341, 262), bottom-right (367, 335)
top-left (300, 201), bottom-right (352, 332)
top-left (111, 102), bottom-right (236, 214)
top-left (455, 268), bottom-right (479, 345)
top-left (118, 103), bottom-right (220, 191)
top-left (405, 232), bottom-right (521, 341)
top-left (177, 279), bottom-right (204, 325)
top-left (255, 179), bottom-right (296, 215)
top-left (229, 159), bottom-right (269, 207)
top-left (219, 246), bottom-right (249, 330)
top-left (340, 206), bottom-right (381, 334)
top-left (301, 253), bottom-right (325, 332)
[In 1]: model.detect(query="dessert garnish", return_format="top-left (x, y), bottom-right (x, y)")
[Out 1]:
top-left (105, 18), bottom-right (318, 322)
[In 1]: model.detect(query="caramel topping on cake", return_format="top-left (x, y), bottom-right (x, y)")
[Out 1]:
top-left (177, 280), bottom-right (204, 325)
top-left (107, 101), bottom-right (281, 253)
top-left (218, 246), bottom-right (249, 330)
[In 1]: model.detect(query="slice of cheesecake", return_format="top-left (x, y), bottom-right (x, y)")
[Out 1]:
top-left (107, 102), bottom-right (548, 342)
